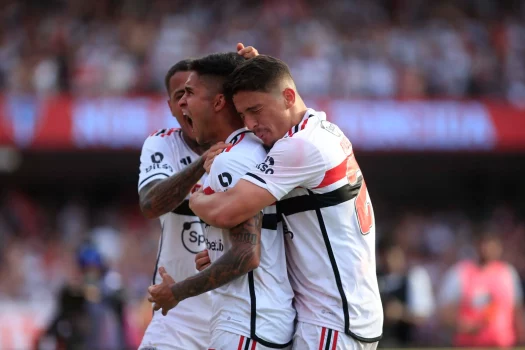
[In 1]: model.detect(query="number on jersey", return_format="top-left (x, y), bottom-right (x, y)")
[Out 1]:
top-left (346, 154), bottom-right (373, 235)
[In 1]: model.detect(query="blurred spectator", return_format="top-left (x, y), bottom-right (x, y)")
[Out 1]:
top-left (438, 229), bottom-right (525, 348)
top-left (377, 237), bottom-right (435, 348)
top-left (0, 0), bottom-right (524, 101)
top-left (35, 243), bottom-right (127, 350)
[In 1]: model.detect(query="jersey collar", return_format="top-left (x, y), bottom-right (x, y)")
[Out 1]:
top-left (280, 108), bottom-right (323, 139)
top-left (226, 128), bottom-right (251, 144)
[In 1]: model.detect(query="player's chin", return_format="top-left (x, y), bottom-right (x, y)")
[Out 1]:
top-left (258, 133), bottom-right (275, 147)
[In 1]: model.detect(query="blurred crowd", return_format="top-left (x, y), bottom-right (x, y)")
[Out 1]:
top-left (1, 0), bottom-right (525, 102)
top-left (2, 0), bottom-right (525, 348)
top-left (1, 187), bottom-right (524, 347)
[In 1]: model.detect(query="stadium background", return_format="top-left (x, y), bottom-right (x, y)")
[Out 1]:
top-left (0, 0), bottom-right (525, 348)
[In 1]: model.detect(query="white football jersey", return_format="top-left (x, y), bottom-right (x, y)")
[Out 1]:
top-left (203, 128), bottom-right (296, 347)
top-left (242, 109), bottom-right (384, 341)
top-left (138, 128), bottom-right (211, 330)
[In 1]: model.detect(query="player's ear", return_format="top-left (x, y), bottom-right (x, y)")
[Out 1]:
top-left (214, 94), bottom-right (227, 112)
top-left (283, 88), bottom-right (296, 109)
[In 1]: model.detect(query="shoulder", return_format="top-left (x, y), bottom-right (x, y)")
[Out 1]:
top-left (269, 134), bottom-right (323, 166)
top-left (215, 146), bottom-right (264, 173)
top-left (223, 132), bottom-right (266, 160)
top-left (142, 128), bottom-right (181, 147)
top-left (279, 111), bottom-right (341, 155)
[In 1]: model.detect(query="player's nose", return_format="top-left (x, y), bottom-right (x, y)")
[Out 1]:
top-left (178, 93), bottom-right (187, 108)
top-left (243, 114), bottom-right (258, 130)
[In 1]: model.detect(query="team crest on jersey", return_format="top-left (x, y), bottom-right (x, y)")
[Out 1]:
top-left (320, 120), bottom-right (341, 137)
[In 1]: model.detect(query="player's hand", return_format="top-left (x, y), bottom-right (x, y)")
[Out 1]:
top-left (189, 187), bottom-right (205, 210)
top-left (148, 267), bottom-right (179, 316)
top-left (237, 43), bottom-right (259, 59)
top-left (195, 249), bottom-right (211, 271)
top-left (204, 142), bottom-right (231, 173)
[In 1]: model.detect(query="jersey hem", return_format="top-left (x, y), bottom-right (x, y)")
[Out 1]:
top-left (212, 324), bottom-right (293, 346)
top-left (213, 325), bottom-right (251, 338)
top-left (296, 318), bottom-right (382, 342)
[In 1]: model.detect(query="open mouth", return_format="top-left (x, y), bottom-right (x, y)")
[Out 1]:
top-left (183, 113), bottom-right (194, 131)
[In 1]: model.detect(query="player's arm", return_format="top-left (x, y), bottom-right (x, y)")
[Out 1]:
top-left (168, 211), bottom-right (262, 302)
top-left (190, 137), bottom-right (325, 228)
top-left (191, 180), bottom-right (275, 228)
top-left (139, 157), bottom-right (206, 219)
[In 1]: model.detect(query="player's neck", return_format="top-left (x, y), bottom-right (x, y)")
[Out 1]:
top-left (212, 114), bottom-right (245, 144)
top-left (290, 98), bottom-right (308, 126)
top-left (181, 131), bottom-right (206, 155)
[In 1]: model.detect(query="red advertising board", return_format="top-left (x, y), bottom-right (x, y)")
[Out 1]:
top-left (1, 95), bottom-right (524, 152)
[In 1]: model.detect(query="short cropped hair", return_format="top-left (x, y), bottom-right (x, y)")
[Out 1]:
top-left (225, 55), bottom-right (293, 99)
top-left (189, 52), bottom-right (246, 93)
top-left (164, 59), bottom-right (192, 94)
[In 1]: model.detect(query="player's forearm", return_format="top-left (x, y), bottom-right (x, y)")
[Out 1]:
top-left (190, 191), bottom-right (256, 229)
top-left (139, 157), bottom-right (206, 219)
top-left (170, 213), bottom-right (262, 301)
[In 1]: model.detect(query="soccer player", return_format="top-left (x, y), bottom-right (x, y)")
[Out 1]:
top-left (138, 45), bottom-right (259, 350)
top-left (148, 52), bottom-right (295, 349)
top-left (189, 55), bottom-right (384, 349)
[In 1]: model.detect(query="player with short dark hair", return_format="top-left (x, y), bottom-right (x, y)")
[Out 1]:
top-left (190, 55), bottom-right (384, 349)
top-left (147, 52), bottom-right (295, 350)
top-left (138, 44), bottom-right (259, 350)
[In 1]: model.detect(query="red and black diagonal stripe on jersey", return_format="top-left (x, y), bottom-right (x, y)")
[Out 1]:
top-left (318, 328), bottom-right (339, 350)
top-left (285, 114), bottom-right (312, 138)
top-left (150, 128), bottom-right (179, 137)
top-left (224, 130), bottom-right (252, 152)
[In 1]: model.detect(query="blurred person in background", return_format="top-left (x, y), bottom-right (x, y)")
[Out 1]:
top-left (137, 44), bottom-right (258, 349)
top-left (438, 228), bottom-right (525, 348)
top-left (35, 243), bottom-right (126, 350)
top-left (376, 237), bottom-right (435, 348)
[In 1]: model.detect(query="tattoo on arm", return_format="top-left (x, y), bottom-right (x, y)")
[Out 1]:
top-left (170, 212), bottom-right (263, 302)
top-left (139, 157), bottom-right (205, 218)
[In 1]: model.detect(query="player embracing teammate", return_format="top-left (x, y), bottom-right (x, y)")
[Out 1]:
top-left (144, 46), bottom-right (383, 350)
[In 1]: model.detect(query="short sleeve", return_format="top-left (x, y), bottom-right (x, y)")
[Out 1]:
top-left (438, 265), bottom-right (462, 306)
top-left (138, 135), bottom-right (177, 192)
top-left (241, 137), bottom-right (326, 200)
